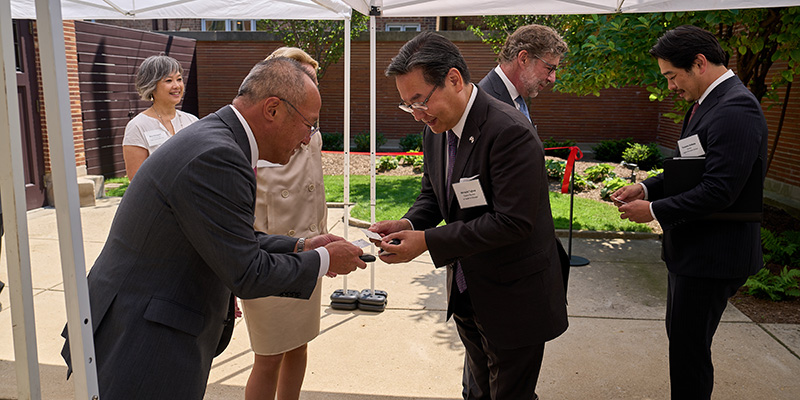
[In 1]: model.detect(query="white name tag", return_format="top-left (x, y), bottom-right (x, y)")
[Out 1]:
top-left (678, 134), bottom-right (705, 157)
top-left (452, 177), bottom-right (487, 209)
top-left (144, 130), bottom-right (169, 148)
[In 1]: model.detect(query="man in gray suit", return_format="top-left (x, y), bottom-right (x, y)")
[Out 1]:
top-left (478, 24), bottom-right (567, 127)
top-left (61, 57), bottom-right (366, 399)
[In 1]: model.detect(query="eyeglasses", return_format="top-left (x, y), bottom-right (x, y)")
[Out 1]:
top-left (534, 55), bottom-right (558, 75)
top-left (280, 98), bottom-right (319, 136)
top-left (398, 83), bottom-right (438, 114)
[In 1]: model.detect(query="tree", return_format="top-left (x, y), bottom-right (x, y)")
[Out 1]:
top-left (258, 12), bottom-right (369, 82)
top-left (469, 9), bottom-right (800, 119)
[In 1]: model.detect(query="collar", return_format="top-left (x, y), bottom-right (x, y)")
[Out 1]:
top-left (698, 69), bottom-right (734, 105)
top-left (450, 83), bottom-right (478, 140)
top-left (494, 65), bottom-right (521, 100)
top-left (229, 104), bottom-right (259, 169)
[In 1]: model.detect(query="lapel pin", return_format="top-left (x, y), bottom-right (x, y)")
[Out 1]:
top-left (469, 136), bottom-right (474, 143)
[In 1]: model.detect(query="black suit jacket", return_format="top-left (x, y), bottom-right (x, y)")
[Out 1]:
top-left (62, 106), bottom-right (320, 399)
top-left (405, 87), bottom-right (568, 349)
top-left (643, 76), bottom-right (768, 278)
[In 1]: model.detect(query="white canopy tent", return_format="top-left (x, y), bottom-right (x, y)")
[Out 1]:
top-left (2, 1), bottom-right (354, 399)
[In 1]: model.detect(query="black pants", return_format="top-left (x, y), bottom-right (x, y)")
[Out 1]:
top-left (666, 272), bottom-right (747, 400)
top-left (452, 290), bottom-right (544, 400)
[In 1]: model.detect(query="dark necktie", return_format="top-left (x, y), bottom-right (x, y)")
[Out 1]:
top-left (688, 102), bottom-right (699, 123)
top-left (515, 95), bottom-right (531, 122)
top-left (446, 131), bottom-right (467, 293)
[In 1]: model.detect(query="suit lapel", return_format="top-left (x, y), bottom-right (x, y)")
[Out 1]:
top-left (215, 105), bottom-right (253, 165)
top-left (489, 69), bottom-right (515, 107)
top-left (446, 88), bottom-right (488, 214)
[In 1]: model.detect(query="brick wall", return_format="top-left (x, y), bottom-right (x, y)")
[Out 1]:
top-left (178, 30), bottom-right (800, 207)
top-left (33, 21), bottom-right (86, 173)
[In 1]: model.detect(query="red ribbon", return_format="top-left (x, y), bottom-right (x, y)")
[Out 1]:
top-left (544, 146), bottom-right (584, 194)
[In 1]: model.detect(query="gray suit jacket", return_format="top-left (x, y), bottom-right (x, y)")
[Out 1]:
top-left (405, 87), bottom-right (568, 348)
top-left (478, 68), bottom-right (515, 108)
top-left (62, 105), bottom-right (320, 399)
top-left (643, 76), bottom-right (768, 278)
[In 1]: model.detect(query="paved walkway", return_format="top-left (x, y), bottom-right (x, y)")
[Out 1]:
top-left (1, 197), bottom-right (799, 399)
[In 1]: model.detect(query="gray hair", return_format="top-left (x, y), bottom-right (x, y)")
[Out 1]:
top-left (135, 55), bottom-right (184, 101)
top-left (499, 24), bottom-right (568, 64)
top-left (235, 57), bottom-right (314, 106)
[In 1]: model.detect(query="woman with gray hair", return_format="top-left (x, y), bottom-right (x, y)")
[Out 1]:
top-left (122, 55), bottom-right (198, 179)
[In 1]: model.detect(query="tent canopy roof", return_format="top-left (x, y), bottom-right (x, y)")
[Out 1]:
top-left (11, 0), bottom-right (352, 20)
top-left (344, 0), bottom-right (800, 17)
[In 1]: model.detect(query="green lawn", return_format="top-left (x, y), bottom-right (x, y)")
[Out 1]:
top-left (323, 175), bottom-right (651, 232)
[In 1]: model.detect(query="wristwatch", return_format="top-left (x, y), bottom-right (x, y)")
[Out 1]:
top-left (296, 237), bottom-right (305, 253)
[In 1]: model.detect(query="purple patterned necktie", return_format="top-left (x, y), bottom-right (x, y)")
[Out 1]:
top-left (446, 131), bottom-right (467, 293)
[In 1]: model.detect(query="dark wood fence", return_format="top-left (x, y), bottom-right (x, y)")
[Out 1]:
top-left (74, 21), bottom-right (196, 177)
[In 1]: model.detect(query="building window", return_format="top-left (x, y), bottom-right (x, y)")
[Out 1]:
top-left (385, 24), bottom-right (420, 32)
top-left (201, 19), bottom-right (256, 31)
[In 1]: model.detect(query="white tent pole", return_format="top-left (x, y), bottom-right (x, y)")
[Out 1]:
top-left (369, 13), bottom-right (377, 293)
top-left (342, 15), bottom-right (351, 293)
top-left (34, 0), bottom-right (100, 398)
top-left (0, 4), bottom-right (42, 399)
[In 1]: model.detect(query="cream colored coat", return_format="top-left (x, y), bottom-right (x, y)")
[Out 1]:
top-left (241, 133), bottom-right (327, 354)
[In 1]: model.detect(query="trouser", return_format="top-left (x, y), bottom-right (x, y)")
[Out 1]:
top-left (666, 272), bottom-right (747, 400)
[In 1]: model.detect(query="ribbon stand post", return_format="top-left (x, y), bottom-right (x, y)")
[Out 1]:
top-left (553, 146), bottom-right (590, 267)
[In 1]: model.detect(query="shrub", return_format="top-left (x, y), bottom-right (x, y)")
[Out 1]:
top-left (377, 156), bottom-right (399, 172)
top-left (744, 267), bottom-right (800, 301)
top-left (353, 131), bottom-right (386, 152)
top-left (399, 132), bottom-right (423, 152)
top-left (761, 229), bottom-right (800, 268)
top-left (583, 164), bottom-right (616, 182)
top-left (592, 137), bottom-right (634, 162)
top-left (622, 143), bottom-right (663, 171)
top-left (321, 132), bottom-right (344, 151)
top-left (647, 168), bottom-right (663, 179)
top-left (600, 176), bottom-right (629, 200)
top-left (396, 155), bottom-right (423, 167)
top-left (542, 137), bottom-right (577, 159)
top-left (545, 159), bottom-right (566, 180)
top-left (572, 174), bottom-right (596, 192)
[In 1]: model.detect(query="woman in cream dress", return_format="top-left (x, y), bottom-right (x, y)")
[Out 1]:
top-left (241, 47), bottom-right (327, 400)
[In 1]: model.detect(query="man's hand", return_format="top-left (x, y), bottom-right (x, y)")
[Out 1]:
top-left (611, 183), bottom-right (645, 207)
top-left (377, 230), bottom-right (427, 264)
top-left (619, 200), bottom-right (654, 223)
top-left (368, 219), bottom-right (413, 245)
top-left (305, 233), bottom-right (345, 250)
top-left (325, 241), bottom-right (367, 276)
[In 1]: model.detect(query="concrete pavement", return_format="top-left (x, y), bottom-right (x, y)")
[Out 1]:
top-left (1, 197), bottom-right (799, 399)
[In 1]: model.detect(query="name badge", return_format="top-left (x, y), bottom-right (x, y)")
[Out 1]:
top-left (452, 176), bottom-right (487, 209)
top-left (144, 130), bottom-right (169, 148)
top-left (678, 134), bottom-right (705, 157)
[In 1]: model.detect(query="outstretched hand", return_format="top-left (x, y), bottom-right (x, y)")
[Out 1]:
top-left (377, 230), bottom-right (427, 264)
top-left (324, 241), bottom-right (367, 276)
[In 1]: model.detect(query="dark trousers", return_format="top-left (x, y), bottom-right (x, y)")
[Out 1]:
top-left (452, 290), bottom-right (544, 400)
top-left (666, 272), bottom-right (747, 400)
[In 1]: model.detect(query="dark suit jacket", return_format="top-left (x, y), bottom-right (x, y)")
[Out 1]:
top-left (479, 67), bottom-right (571, 294)
top-left (405, 87), bottom-right (568, 349)
top-left (478, 68), bottom-right (515, 107)
top-left (643, 76), bottom-right (768, 279)
top-left (62, 106), bottom-right (320, 399)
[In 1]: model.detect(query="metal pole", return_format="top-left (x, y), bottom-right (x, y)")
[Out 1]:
top-left (35, 0), bottom-right (99, 397)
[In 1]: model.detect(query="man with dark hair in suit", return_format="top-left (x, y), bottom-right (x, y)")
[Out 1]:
top-left (61, 57), bottom-right (366, 399)
top-left (613, 25), bottom-right (768, 399)
top-left (370, 31), bottom-right (567, 400)
top-left (478, 24), bottom-right (568, 127)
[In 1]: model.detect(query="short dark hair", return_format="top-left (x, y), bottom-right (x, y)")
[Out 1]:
top-left (385, 31), bottom-right (470, 86)
top-left (649, 25), bottom-right (729, 70)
